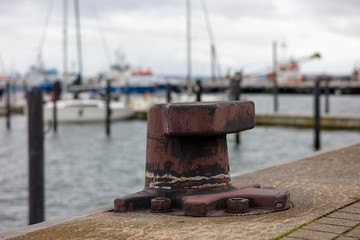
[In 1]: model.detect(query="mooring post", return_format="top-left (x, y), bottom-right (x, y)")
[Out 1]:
top-left (53, 81), bottom-right (61, 132)
top-left (106, 79), bottom-right (111, 136)
top-left (114, 101), bottom-right (291, 217)
top-left (324, 77), bottom-right (330, 114)
top-left (195, 79), bottom-right (202, 102)
top-left (6, 82), bottom-right (11, 130)
top-left (166, 83), bottom-right (172, 103)
top-left (314, 78), bottom-right (321, 151)
top-left (28, 89), bottom-right (45, 225)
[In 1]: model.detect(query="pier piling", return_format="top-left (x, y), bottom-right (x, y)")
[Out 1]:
top-left (230, 73), bottom-right (242, 144)
top-left (6, 82), bottom-right (11, 130)
top-left (273, 41), bottom-right (279, 112)
top-left (53, 80), bottom-right (61, 132)
top-left (28, 89), bottom-right (45, 225)
top-left (325, 77), bottom-right (330, 113)
top-left (195, 79), bottom-right (202, 102)
top-left (314, 78), bottom-right (321, 150)
top-left (106, 79), bottom-right (111, 136)
top-left (166, 83), bottom-right (172, 103)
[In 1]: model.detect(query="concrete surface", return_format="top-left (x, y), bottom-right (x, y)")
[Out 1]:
top-left (2, 143), bottom-right (360, 240)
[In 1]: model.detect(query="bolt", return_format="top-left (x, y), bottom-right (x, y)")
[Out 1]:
top-left (150, 197), bottom-right (172, 213)
top-left (226, 198), bottom-right (249, 213)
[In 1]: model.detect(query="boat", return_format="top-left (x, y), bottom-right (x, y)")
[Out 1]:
top-left (44, 98), bottom-right (134, 123)
top-left (107, 49), bottom-right (167, 94)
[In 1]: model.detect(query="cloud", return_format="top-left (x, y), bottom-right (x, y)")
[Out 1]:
top-left (0, 0), bottom-right (359, 76)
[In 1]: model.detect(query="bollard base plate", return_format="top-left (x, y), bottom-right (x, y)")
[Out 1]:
top-left (114, 182), bottom-right (291, 217)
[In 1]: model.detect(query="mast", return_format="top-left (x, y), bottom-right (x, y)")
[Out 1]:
top-left (186, 0), bottom-right (192, 94)
top-left (74, 0), bottom-right (83, 80)
top-left (63, 0), bottom-right (68, 85)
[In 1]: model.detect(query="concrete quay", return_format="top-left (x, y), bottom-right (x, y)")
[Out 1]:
top-left (1, 143), bottom-right (360, 240)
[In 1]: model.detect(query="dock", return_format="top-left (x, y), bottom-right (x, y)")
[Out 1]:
top-left (134, 110), bottom-right (360, 130)
top-left (194, 80), bottom-right (360, 94)
top-left (0, 105), bottom-right (24, 116)
top-left (1, 143), bottom-right (360, 239)
top-left (255, 112), bottom-right (360, 129)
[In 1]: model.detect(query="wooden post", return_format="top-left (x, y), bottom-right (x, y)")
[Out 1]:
top-left (314, 78), bottom-right (321, 151)
top-left (28, 89), bottom-right (45, 224)
top-left (195, 80), bottom-right (202, 102)
top-left (106, 79), bottom-right (111, 136)
top-left (166, 83), bottom-right (172, 103)
top-left (233, 72), bottom-right (242, 144)
top-left (53, 81), bottom-right (61, 132)
top-left (273, 41), bottom-right (278, 112)
top-left (324, 77), bottom-right (330, 114)
top-left (6, 82), bottom-right (11, 130)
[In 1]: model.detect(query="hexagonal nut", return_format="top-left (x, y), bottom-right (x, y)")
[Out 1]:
top-left (150, 197), bottom-right (172, 213)
top-left (226, 198), bottom-right (249, 213)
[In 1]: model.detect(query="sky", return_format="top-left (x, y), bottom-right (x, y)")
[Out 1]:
top-left (0, 0), bottom-right (359, 78)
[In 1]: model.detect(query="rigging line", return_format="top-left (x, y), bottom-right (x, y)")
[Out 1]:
top-left (38, 0), bottom-right (55, 64)
top-left (200, 0), bottom-right (214, 44)
top-left (200, 0), bottom-right (222, 78)
top-left (89, 0), bottom-right (112, 69)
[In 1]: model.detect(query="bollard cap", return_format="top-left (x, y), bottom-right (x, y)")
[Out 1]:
top-left (162, 101), bottom-right (255, 136)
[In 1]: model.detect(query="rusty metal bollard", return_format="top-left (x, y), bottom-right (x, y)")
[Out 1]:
top-left (114, 101), bottom-right (291, 217)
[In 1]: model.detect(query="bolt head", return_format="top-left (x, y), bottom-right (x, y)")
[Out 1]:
top-left (150, 197), bottom-right (172, 213)
top-left (226, 198), bottom-right (249, 213)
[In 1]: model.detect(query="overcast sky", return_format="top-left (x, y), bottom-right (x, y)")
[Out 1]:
top-left (0, 0), bottom-right (359, 77)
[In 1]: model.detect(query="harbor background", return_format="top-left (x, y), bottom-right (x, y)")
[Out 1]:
top-left (1, 93), bottom-right (359, 233)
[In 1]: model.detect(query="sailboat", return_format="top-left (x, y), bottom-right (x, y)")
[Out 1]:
top-left (44, 98), bottom-right (133, 123)
top-left (44, 0), bottom-right (134, 123)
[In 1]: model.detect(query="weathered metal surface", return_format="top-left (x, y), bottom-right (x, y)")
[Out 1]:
top-left (114, 101), bottom-right (290, 217)
top-left (226, 198), bottom-right (249, 213)
top-left (150, 197), bottom-right (172, 213)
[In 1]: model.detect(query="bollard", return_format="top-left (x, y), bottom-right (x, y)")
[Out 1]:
top-left (6, 82), bottom-right (11, 130)
top-left (314, 78), bottom-right (321, 150)
top-left (28, 89), bottom-right (45, 224)
top-left (106, 79), bottom-right (111, 136)
top-left (53, 81), bottom-right (61, 132)
top-left (166, 83), bottom-right (172, 103)
top-left (324, 77), bottom-right (330, 114)
top-left (114, 101), bottom-right (291, 217)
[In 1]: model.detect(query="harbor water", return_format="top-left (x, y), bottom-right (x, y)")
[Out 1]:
top-left (0, 94), bottom-right (360, 233)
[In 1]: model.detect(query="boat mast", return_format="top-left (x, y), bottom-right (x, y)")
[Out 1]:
top-left (186, 0), bottom-right (192, 94)
top-left (38, 0), bottom-right (54, 69)
top-left (63, 0), bottom-right (68, 85)
top-left (74, 0), bottom-right (83, 80)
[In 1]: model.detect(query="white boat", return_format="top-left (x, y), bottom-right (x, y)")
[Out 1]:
top-left (44, 99), bottom-right (134, 123)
